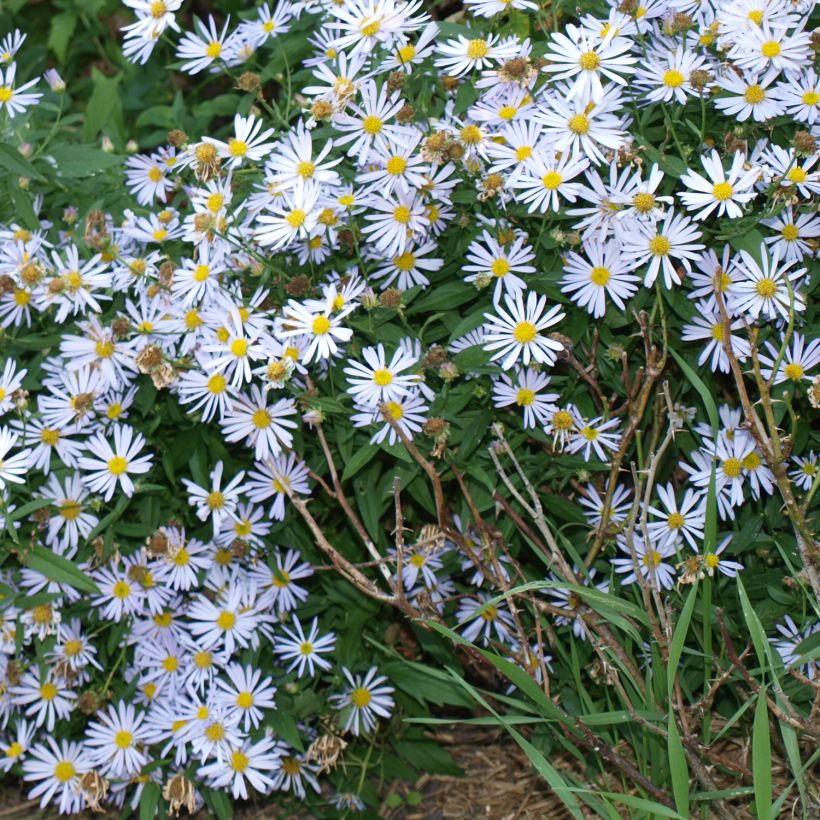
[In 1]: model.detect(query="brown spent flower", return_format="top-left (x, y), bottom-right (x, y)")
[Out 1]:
top-left (77, 771), bottom-right (109, 813)
top-left (379, 288), bottom-right (403, 310)
top-left (163, 772), bottom-right (197, 817)
top-left (135, 344), bottom-right (165, 374)
top-left (167, 129), bottom-right (188, 147)
top-left (305, 732), bottom-right (348, 774)
top-left (236, 71), bottom-right (261, 92)
top-left (285, 275), bottom-right (312, 297)
top-left (794, 130), bottom-right (817, 157)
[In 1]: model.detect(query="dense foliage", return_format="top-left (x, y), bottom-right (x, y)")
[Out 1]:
top-left (0, 0), bottom-right (818, 817)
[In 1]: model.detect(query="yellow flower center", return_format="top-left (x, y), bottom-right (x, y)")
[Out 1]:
top-left (361, 115), bottom-right (383, 135)
top-left (95, 340), bottom-right (115, 359)
top-left (115, 730), bottom-right (133, 749)
top-left (667, 512), bottom-right (685, 529)
top-left (747, 9), bottom-right (764, 24)
top-left (398, 44), bottom-right (416, 63)
top-left (784, 363), bottom-right (804, 381)
top-left (711, 324), bottom-right (724, 340)
top-left (705, 553), bottom-right (720, 569)
top-left (251, 408), bottom-right (271, 428)
top-left (206, 192), bottom-right (224, 213)
top-left (207, 373), bottom-right (226, 394)
top-left (206, 491), bottom-right (225, 510)
top-left (568, 114), bottom-right (590, 135)
top-left (460, 125), bottom-right (482, 145)
top-left (14, 289), bottom-right (30, 306)
top-left (642, 549), bottom-right (661, 568)
top-left (760, 40), bottom-right (780, 58)
top-left (513, 321), bottom-right (537, 344)
top-left (393, 205), bottom-right (411, 224)
top-left (231, 751), bottom-right (249, 773)
top-left (53, 761), bottom-right (76, 783)
top-left (351, 687), bottom-right (372, 707)
top-left (802, 90), bottom-right (819, 106)
top-left (498, 105), bottom-right (517, 120)
top-left (60, 500), bottom-right (82, 521)
top-left (108, 456), bottom-right (128, 476)
top-left (786, 167), bottom-right (807, 183)
top-left (64, 639), bottom-right (82, 657)
top-left (0, 88), bottom-right (13, 104)
top-left (236, 691), bottom-right (253, 709)
top-left (216, 611), bottom-right (236, 631)
top-left (722, 457), bottom-right (742, 478)
top-left (712, 181), bottom-right (734, 201)
top-left (663, 69), bottom-right (685, 88)
top-left (551, 410), bottom-right (573, 430)
top-left (40, 427), bottom-right (60, 446)
top-left (194, 650), bottom-right (212, 669)
top-left (230, 338), bottom-right (248, 358)
top-left (578, 51), bottom-right (600, 70)
top-left (633, 192), bottom-right (655, 213)
top-left (382, 154), bottom-right (407, 177)
top-left (312, 315), bottom-right (331, 335)
top-left (580, 426), bottom-right (599, 441)
top-left (40, 682), bottom-right (58, 701)
top-left (373, 368), bottom-right (393, 386)
top-left (286, 209), bottom-right (306, 229)
top-left (5, 742), bottom-right (22, 758)
top-left (394, 251), bottom-right (416, 271)
top-left (781, 224), bottom-right (799, 241)
top-left (744, 84), bottom-right (765, 104)
top-left (649, 235), bottom-right (671, 256)
top-left (297, 160), bottom-right (315, 179)
top-left (205, 722), bottom-right (225, 742)
top-left (516, 388), bottom-right (535, 407)
top-left (542, 171), bottom-right (563, 190)
top-left (491, 258), bottom-right (511, 277)
top-left (205, 41), bottom-right (222, 59)
top-left (228, 139), bottom-right (248, 157)
top-left (384, 401), bottom-right (404, 420)
top-left (113, 580), bottom-right (131, 599)
top-left (147, 166), bottom-right (163, 183)
top-left (590, 266), bottom-right (610, 286)
top-left (755, 278), bottom-right (777, 298)
top-left (466, 39), bottom-right (490, 60)
top-left (162, 656), bottom-right (179, 673)
top-left (360, 19), bottom-right (381, 37)
top-left (151, 1), bottom-right (167, 18)
top-left (514, 145), bottom-right (532, 161)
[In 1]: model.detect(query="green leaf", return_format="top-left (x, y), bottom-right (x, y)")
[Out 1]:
top-left (9, 498), bottom-right (53, 521)
top-left (204, 787), bottom-right (233, 820)
top-left (47, 10), bottom-right (78, 63)
top-left (341, 443), bottom-right (378, 481)
top-left (0, 143), bottom-right (46, 182)
top-left (670, 348), bottom-right (719, 432)
top-left (667, 581), bottom-right (698, 699)
top-left (83, 68), bottom-right (122, 142)
top-left (667, 714), bottom-right (690, 818)
top-left (47, 144), bottom-right (123, 177)
top-left (753, 690), bottom-right (773, 820)
top-left (25, 546), bottom-right (100, 595)
top-left (139, 782), bottom-right (160, 820)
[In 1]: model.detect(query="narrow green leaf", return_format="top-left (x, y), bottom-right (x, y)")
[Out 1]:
top-left (667, 714), bottom-right (690, 817)
top-left (667, 581), bottom-right (698, 699)
top-left (0, 143), bottom-right (46, 182)
top-left (25, 546), bottom-right (100, 595)
top-left (753, 689), bottom-right (773, 820)
top-left (138, 782), bottom-right (160, 820)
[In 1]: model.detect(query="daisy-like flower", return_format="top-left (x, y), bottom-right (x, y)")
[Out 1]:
top-left (714, 70), bottom-right (782, 122)
top-left (761, 207), bottom-right (820, 263)
top-left (352, 392), bottom-right (428, 446)
top-left (275, 616), bottom-right (336, 677)
top-left (0, 426), bottom-right (32, 489)
top-left (361, 189), bottom-right (428, 257)
top-left (680, 302), bottom-right (752, 373)
top-left (22, 739), bottom-right (91, 815)
top-left (0, 720), bottom-right (35, 773)
top-left (266, 121), bottom-right (341, 192)
top-left (492, 368), bottom-right (559, 429)
top-left (203, 114), bottom-right (275, 169)
top-left (124, 152), bottom-right (175, 206)
top-left (456, 595), bottom-right (516, 646)
top-left (634, 46), bottom-right (709, 105)
top-left (612, 534), bottom-right (677, 591)
top-left (278, 286), bottom-right (354, 364)
top-left (772, 616), bottom-right (820, 680)
top-left (371, 239), bottom-right (443, 291)
top-left (220, 388), bottom-right (298, 461)
top-left (679, 150), bottom-right (759, 220)
top-left (122, 0), bottom-right (183, 39)
top-left (78, 425), bottom-right (153, 501)
top-left (245, 452), bottom-right (311, 521)
top-left (38, 474), bottom-right (99, 552)
top-left (0, 62), bottom-right (41, 117)
top-left (463, 230), bottom-right (536, 304)
top-left (789, 453), bottom-right (817, 491)
top-left (729, 244), bottom-right (806, 321)
top-left (330, 667), bottom-right (395, 736)
top-left (85, 701), bottom-right (149, 778)
top-left (578, 481), bottom-right (632, 527)
top-left (559, 237), bottom-right (640, 317)
top-left (199, 736), bottom-right (281, 800)
top-left (511, 150), bottom-right (589, 213)
top-left (729, 22), bottom-right (810, 78)
top-left (620, 209), bottom-right (704, 288)
top-left (699, 535), bottom-right (744, 579)
top-left (483, 290), bottom-right (565, 371)
top-left (251, 547), bottom-right (313, 613)
top-left (566, 415), bottom-right (621, 462)
top-left (182, 460), bottom-right (246, 534)
top-left (647, 484), bottom-right (706, 550)
top-left (434, 32), bottom-right (518, 77)
top-left (176, 15), bottom-right (233, 75)
top-left (541, 24), bottom-right (636, 102)
top-left (344, 343), bottom-right (420, 407)
top-left (238, 2), bottom-right (293, 45)
top-left (255, 183), bottom-right (321, 250)
top-left (214, 663), bottom-right (277, 731)
top-left (758, 333), bottom-right (820, 385)
top-left (187, 585), bottom-right (259, 656)
top-left (775, 67), bottom-right (820, 124)
top-left (12, 670), bottom-right (76, 731)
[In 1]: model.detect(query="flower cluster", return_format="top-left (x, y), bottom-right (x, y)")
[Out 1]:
top-left (0, 0), bottom-right (817, 813)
